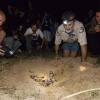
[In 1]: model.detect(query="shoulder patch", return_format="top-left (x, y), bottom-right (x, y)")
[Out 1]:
top-left (79, 27), bottom-right (85, 33)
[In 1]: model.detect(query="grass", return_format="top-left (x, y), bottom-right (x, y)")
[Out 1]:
top-left (0, 49), bottom-right (56, 67)
top-left (0, 48), bottom-right (100, 70)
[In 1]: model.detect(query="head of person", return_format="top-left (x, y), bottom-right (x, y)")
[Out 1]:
top-left (31, 21), bottom-right (38, 33)
top-left (95, 8), bottom-right (100, 24)
top-left (62, 11), bottom-right (75, 33)
top-left (0, 10), bottom-right (6, 26)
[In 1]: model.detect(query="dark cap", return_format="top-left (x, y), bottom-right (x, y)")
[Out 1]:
top-left (62, 11), bottom-right (75, 22)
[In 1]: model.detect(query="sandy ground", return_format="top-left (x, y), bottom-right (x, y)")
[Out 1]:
top-left (0, 56), bottom-right (100, 100)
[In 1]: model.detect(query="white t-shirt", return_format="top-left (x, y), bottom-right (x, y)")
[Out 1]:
top-left (24, 28), bottom-right (44, 39)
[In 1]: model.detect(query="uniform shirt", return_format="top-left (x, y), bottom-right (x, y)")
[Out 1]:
top-left (55, 20), bottom-right (87, 46)
top-left (24, 27), bottom-right (44, 39)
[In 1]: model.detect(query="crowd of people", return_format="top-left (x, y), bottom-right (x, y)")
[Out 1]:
top-left (0, 8), bottom-right (100, 65)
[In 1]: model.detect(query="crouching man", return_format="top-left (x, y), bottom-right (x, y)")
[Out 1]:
top-left (55, 11), bottom-right (87, 63)
top-left (24, 21), bottom-right (45, 54)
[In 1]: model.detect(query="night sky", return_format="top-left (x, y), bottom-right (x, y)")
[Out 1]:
top-left (0, 0), bottom-right (100, 20)
top-left (1, 0), bottom-right (99, 11)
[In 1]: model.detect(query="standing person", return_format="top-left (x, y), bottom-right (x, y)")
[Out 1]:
top-left (41, 12), bottom-right (52, 49)
top-left (87, 8), bottom-right (100, 63)
top-left (55, 11), bottom-right (87, 63)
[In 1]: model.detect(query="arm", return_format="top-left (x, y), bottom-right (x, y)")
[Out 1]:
top-left (80, 44), bottom-right (87, 62)
top-left (55, 29), bottom-right (61, 56)
top-left (41, 37), bottom-right (45, 48)
top-left (55, 44), bottom-right (59, 55)
top-left (88, 24), bottom-right (100, 33)
top-left (0, 31), bottom-right (6, 56)
top-left (24, 28), bottom-right (32, 36)
top-left (80, 44), bottom-right (93, 67)
top-left (87, 17), bottom-right (100, 33)
top-left (94, 25), bottom-right (100, 32)
top-left (0, 31), bottom-right (6, 44)
top-left (0, 48), bottom-right (5, 56)
top-left (77, 23), bottom-right (87, 62)
top-left (0, 46), bottom-right (5, 56)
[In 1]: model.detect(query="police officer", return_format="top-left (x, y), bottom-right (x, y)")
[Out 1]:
top-left (55, 11), bottom-right (87, 62)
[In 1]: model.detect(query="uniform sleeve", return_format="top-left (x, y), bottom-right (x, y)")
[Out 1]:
top-left (77, 24), bottom-right (87, 46)
top-left (55, 29), bottom-right (62, 45)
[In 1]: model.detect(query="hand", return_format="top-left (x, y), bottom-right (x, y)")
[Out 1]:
top-left (79, 61), bottom-right (94, 71)
top-left (95, 25), bottom-right (100, 32)
top-left (81, 61), bottom-right (94, 67)
top-left (55, 54), bottom-right (61, 60)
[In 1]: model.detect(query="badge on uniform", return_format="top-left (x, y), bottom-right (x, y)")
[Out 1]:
top-left (79, 27), bottom-right (84, 33)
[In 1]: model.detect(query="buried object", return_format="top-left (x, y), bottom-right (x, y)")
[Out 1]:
top-left (30, 71), bottom-right (57, 87)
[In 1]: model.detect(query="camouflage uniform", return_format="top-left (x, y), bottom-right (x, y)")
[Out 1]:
top-left (55, 20), bottom-right (87, 46)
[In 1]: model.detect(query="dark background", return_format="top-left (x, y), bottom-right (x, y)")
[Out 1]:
top-left (0, 0), bottom-right (100, 21)
top-left (0, 0), bottom-right (99, 13)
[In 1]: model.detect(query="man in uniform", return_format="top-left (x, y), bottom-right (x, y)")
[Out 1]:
top-left (55, 11), bottom-right (87, 63)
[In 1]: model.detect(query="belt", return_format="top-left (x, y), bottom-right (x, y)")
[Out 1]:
top-left (63, 41), bottom-right (78, 44)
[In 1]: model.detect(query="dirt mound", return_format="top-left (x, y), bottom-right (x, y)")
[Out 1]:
top-left (0, 57), bottom-right (100, 100)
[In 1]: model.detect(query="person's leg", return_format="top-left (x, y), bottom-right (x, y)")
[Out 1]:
top-left (62, 43), bottom-right (71, 57)
top-left (63, 50), bottom-right (70, 57)
top-left (43, 30), bottom-right (51, 49)
top-left (4, 37), bottom-right (14, 49)
top-left (12, 40), bottom-right (21, 52)
top-left (70, 42), bottom-right (79, 57)
top-left (18, 34), bottom-right (26, 51)
top-left (87, 33), bottom-right (99, 55)
top-left (70, 51), bottom-right (77, 57)
top-left (87, 33), bottom-right (100, 64)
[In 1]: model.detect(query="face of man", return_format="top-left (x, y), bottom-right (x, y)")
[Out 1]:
top-left (63, 20), bottom-right (74, 33)
top-left (96, 12), bottom-right (100, 24)
top-left (31, 24), bottom-right (37, 33)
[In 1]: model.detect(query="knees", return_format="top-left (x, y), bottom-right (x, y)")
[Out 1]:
top-left (62, 43), bottom-right (79, 57)
top-left (63, 50), bottom-right (78, 57)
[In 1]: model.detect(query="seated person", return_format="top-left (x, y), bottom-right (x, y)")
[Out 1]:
top-left (87, 8), bottom-right (100, 56)
top-left (0, 10), bottom-right (6, 56)
top-left (0, 9), bottom-right (22, 57)
top-left (4, 30), bottom-right (22, 55)
top-left (24, 21), bottom-right (45, 54)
